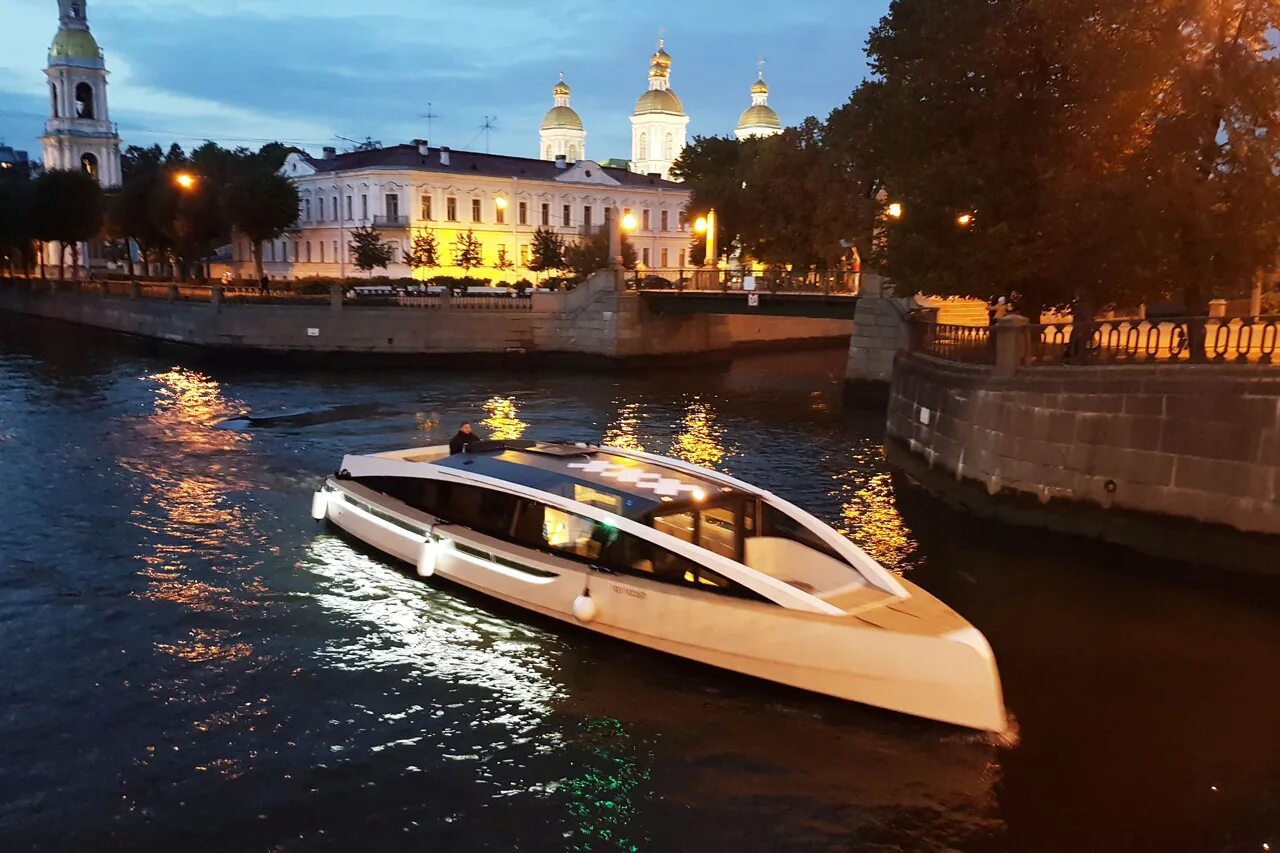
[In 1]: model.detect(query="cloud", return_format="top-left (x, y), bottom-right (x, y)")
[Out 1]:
top-left (0, 0), bottom-right (886, 161)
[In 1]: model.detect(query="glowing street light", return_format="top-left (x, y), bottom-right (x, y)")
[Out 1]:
top-left (694, 216), bottom-right (708, 234)
top-left (956, 212), bottom-right (974, 227)
top-left (495, 196), bottom-right (508, 209)
top-left (886, 201), bottom-right (903, 220)
top-left (174, 172), bottom-right (197, 190)
top-left (621, 213), bottom-right (638, 232)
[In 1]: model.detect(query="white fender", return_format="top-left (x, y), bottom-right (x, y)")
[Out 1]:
top-left (417, 537), bottom-right (438, 578)
top-left (311, 490), bottom-right (329, 521)
top-left (572, 591), bottom-right (597, 623)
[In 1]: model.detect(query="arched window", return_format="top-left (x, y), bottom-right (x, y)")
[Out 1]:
top-left (638, 133), bottom-right (648, 160)
top-left (664, 133), bottom-right (674, 160)
top-left (50, 83), bottom-right (59, 118)
top-left (545, 145), bottom-right (552, 160)
top-left (75, 82), bottom-right (94, 119)
top-left (568, 145), bottom-right (579, 162)
top-left (80, 152), bottom-right (98, 179)
top-left (70, 3), bottom-right (82, 19)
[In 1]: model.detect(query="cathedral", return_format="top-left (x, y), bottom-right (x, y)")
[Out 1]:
top-left (41, 0), bottom-right (122, 188)
top-left (539, 40), bottom-right (783, 181)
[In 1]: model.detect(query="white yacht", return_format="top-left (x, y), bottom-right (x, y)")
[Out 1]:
top-left (312, 440), bottom-right (1008, 732)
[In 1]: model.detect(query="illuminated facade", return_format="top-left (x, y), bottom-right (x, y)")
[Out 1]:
top-left (735, 71), bottom-right (783, 140)
top-left (540, 76), bottom-right (586, 163)
top-left (236, 142), bottom-right (694, 281)
top-left (629, 40), bottom-right (690, 180)
top-left (40, 0), bottom-right (122, 187)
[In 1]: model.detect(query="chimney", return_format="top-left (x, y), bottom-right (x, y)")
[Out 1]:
top-left (322, 146), bottom-right (337, 159)
top-left (439, 147), bottom-right (451, 166)
top-left (555, 154), bottom-right (568, 170)
top-left (416, 139), bottom-right (430, 156)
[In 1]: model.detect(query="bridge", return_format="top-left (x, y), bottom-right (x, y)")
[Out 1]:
top-left (637, 288), bottom-right (860, 319)
top-left (630, 270), bottom-right (862, 320)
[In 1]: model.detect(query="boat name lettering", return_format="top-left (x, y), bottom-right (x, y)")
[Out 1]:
top-left (611, 584), bottom-right (646, 600)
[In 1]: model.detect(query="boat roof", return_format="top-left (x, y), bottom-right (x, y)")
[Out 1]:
top-left (428, 441), bottom-right (739, 519)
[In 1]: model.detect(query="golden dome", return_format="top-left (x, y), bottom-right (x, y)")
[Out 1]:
top-left (49, 28), bottom-right (102, 62)
top-left (650, 40), bottom-right (672, 71)
top-left (635, 88), bottom-right (684, 115)
top-left (541, 105), bottom-right (583, 131)
top-left (737, 104), bottom-right (781, 131)
top-left (751, 78), bottom-right (769, 96)
top-left (553, 79), bottom-right (571, 96)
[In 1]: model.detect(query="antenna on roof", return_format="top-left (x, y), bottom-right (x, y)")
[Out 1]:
top-left (480, 116), bottom-right (497, 154)
top-left (336, 135), bottom-right (381, 152)
top-left (419, 101), bottom-right (441, 139)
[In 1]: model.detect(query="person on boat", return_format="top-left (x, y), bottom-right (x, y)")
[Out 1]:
top-left (449, 422), bottom-right (481, 455)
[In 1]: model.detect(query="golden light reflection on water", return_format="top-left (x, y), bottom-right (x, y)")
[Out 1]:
top-left (835, 444), bottom-right (918, 571)
top-left (602, 402), bottom-right (645, 451)
top-left (669, 399), bottom-right (731, 470)
top-left (155, 628), bottom-right (254, 664)
top-left (482, 396), bottom-right (528, 441)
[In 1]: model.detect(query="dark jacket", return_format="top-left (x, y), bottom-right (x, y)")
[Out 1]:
top-left (449, 430), bottom-right (479, 455)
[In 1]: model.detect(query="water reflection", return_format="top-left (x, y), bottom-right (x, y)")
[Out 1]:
top-left (602, 402), bottom-right (646, 451)
top-left (560, 716), bottom-right (651, 853)
top-left (669, 399), bottom-right (731, 470)
top-left (482, 396), bottom-right (528, 441)
top-left (835, 442), bottom-right (919, 572)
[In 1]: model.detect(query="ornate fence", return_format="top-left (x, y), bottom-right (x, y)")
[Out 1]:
top-left (911, 315), bottom-right (1280, 366)
top-left (629, 268), bottom-right (859, 295)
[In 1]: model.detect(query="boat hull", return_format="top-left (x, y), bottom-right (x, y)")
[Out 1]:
top-left (320, 482), bottom-right (1007, 733)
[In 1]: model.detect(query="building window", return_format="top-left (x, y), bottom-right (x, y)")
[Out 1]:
top-left (294, 241), bottom-right (301, 262)
top-left (518, 201), bottom-right (528, 226)
top-left (664, 134), bottom-right (674, 160)
top-left (497, 246), bottom-right (508, 266)
top-left (361, 194), bottom-right (368, 221)
top-left (346, 196), bottom-right (353, 220)
top-left (333, 240), bottom-right (338, 261)
top-left (642, 247), bottom-right (650, 266)
top-left (545, 145), bottom-right (552, 159)
top-left (541, 203), bottom-right (550, 226)
top-left (661, 247), bottom-right (669, 267)
top-left (50, 82), bottom-right (58, 118)
top-left (421, 194), bottom-right (432, 220)
top-left (679, 210), bottom-right (687, 231)
top-left (306, 241), bottom-right (312, 262)
top-left (320, 242), bottom-right (325, 263)
top-left (386, 193), bottom-right (400, 220)
top-left (562, 204), bottom-right (571, 227)
top-left (639, 133), bottom-right (648, 160)
top-left (332, 196), bottom-right (338, 221)
top-left (447, 197), bottom-right (458, 221)
top-left (661, 210), bottom-right (669, 231)
top-left (519, 244), bottom-right (529, 266)
top-left (79, 152), bottom-right (98, 179)
top-left (268, 241), bottom-right (275, 262)
top-left (74, 82), bottom-right (94, 119)
top-left (496, 203), bottom-right (505, 225)
top-left (304, 199), bottom-right (312, 221)
top-left (583, 206), bottom-right (592, 229)
top-left (642, 209), bottom-right (651, 231)
top-left (318, 197), bottom-right (325, 221)
top-left (281, 240), bottom-right (288, 261)
top-left (471, 198), bottom-right (482, 223)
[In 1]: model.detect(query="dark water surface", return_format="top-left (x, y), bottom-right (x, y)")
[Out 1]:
top-left (1, 320), bottom-right (1277, 852)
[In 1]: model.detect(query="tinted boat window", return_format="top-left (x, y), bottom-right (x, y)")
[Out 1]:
top-left (759, 503), bottom-right (846, 563)
top-left (698, 506), bottom-right (738, 561)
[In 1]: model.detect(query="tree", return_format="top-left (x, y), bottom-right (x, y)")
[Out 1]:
top-left (223, 168), bottom-right (299, 281)
top-left (403, 229), bottom-right (440, 274)
top-left (852, 0), bottom-right (1280, 318)
top-left (0, 162), bottom-right (37, 277)
top-left (349, 225), bottom-right (394, 273)
top-left (453, 229), bottom-right (482, 272)
top-left (563, 229), bottom-right (637, 279)
top-left (528, 226), bottom-right (566, 274)
top-left (30, 169), bottom-right (103, 280)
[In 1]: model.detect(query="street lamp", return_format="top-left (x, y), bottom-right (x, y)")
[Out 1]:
top-left (956, 212), bottom-right (974, 227)
top-left (175, 172), bottom-right (197, 190)
top-left (621, 213), bottom-right (638, 232)
top-left (886, 201), bottom-right (904, 220)
top-left (694, 216), bottom-right (708, 234)
top-left (495, 196), bottom-right (508, 210)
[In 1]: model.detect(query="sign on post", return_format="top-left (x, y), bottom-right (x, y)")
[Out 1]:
top-left (747, 293), bottom-right (760, 308)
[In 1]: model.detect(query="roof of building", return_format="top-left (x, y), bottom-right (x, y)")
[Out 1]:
top-left (634, 88), bottom-right (685, 116)
top-left (737, 104), bottom-right (782, 131)
top-left (541, 105), bottom-right (584, 131)
top-left (49, 28), bottom-right (102, 61)
top-left (302, 144), bottom-right (682, 188)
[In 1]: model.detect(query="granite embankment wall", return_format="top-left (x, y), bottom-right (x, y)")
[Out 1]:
top-left (0, 273), bottom-right (851, 362)
top-left (887, 352), bottom-right (1280, 572)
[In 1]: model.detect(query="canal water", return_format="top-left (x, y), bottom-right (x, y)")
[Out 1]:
top-left (0, 318), bottom-right (1276, 853)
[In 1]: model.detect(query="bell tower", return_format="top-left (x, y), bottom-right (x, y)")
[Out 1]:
top-left (41, 0), bottom-right (122, 187)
